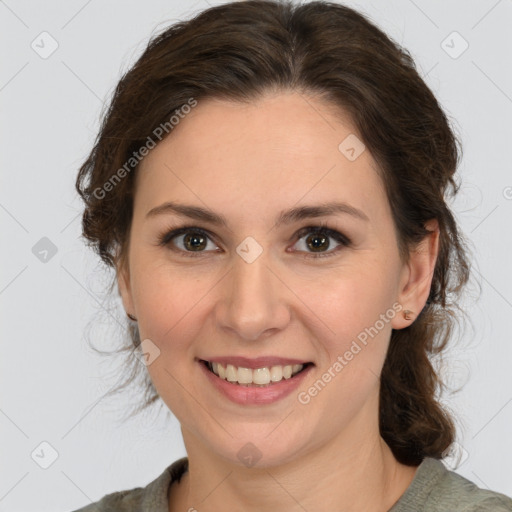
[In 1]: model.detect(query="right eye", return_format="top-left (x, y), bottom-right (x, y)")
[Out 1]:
top-left (158, 226), bottom-right (220, 257)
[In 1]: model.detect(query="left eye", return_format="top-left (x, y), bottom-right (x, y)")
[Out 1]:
top-left (158, 225), bottom-right (351, 259)
top-left (292, 226), bottom-right (351, 259)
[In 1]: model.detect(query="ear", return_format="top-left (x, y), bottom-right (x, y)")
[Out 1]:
top-left (391, 219), bottom-right (439, 329)
top-left (116, 255), bottom-right (136, 320)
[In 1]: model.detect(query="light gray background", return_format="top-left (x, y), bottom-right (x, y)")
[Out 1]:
top-left (1, 0), bottom-right (511, 510)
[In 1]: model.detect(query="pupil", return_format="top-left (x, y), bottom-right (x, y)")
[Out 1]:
top-left (307, 233), bottom-right (328, 251)
top-left (185, 233), bottom-right (206, 251)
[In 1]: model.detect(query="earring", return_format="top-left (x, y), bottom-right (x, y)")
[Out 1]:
top-left (127, 313), bottom-right (137, 322)
top-left (403, 309), bottom-right (414, 321)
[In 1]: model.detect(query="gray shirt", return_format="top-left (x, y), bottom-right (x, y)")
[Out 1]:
top-left (71, 456), bottom-right (512, 511)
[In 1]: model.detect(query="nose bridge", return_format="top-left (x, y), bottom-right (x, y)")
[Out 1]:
top-left (216, 242), bottom-right (289, 341)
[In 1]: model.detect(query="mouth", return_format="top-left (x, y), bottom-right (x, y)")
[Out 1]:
top-left (199, 358), bottom-right (314, 387)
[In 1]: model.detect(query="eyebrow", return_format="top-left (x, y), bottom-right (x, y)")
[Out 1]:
top-left (145, 200), bottom-right (369, 226)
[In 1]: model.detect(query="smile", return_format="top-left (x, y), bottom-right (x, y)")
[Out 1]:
top-left (201, 359), bottom-right (312, 386)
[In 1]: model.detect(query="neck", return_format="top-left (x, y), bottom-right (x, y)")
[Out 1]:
top-left (169, 424), bottom-right (418, 512)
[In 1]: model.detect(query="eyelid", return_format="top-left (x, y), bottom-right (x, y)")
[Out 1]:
top-left (157, 222), bottom-right (351, 258)
top-left (158, 224), bottom-right (214, 246)
top-left (290, 224), bottom-right (351, 258)
top-left (157, 225), bottom-right (220, 255)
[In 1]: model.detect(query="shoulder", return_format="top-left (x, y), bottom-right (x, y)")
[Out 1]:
top-left (429, 458), bottom-right (512, 511)
top-left (70, 457), bottom-right (189, 512)
top-left (391, 457), bottom-right (512, 512)
top-left (71, 487), bottom-right (145, 512)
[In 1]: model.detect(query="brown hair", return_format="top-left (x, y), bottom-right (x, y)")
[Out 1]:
top-left (76, 0), bottom-right (475, 466)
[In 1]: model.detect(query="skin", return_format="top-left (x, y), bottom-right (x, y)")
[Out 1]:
top-left (117, 91), bottom-right (439, 511)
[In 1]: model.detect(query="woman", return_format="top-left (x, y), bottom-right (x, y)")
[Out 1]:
top-left (72, 1), bottom-right (512, 510)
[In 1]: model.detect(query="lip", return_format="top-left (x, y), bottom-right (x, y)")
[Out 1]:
top-left (198, 358), bottom-right (314, 405)
top-left (199, 356), bottom-right (311, 369)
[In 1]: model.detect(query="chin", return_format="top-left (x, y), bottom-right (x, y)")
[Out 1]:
top-left (204, 425), bottom-right (312, 470)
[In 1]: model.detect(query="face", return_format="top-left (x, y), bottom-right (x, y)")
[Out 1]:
top-left (118, 91), bottom-right (434, 468)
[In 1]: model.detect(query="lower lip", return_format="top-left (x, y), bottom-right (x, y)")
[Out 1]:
top-left (198, 360), bottom-right (314, 405)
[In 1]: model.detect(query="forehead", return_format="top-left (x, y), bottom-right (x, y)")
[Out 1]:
top-left (135, 92), bottom-right (389, 228)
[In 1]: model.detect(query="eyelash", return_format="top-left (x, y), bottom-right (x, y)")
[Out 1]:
top-left (156, 222), bottom-right (352, 259)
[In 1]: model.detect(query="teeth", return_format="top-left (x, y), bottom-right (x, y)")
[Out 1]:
top-left (253, 367), bottom-right (270, 385)
top-left (270, 365), bottom-right (282, 382)
top-left (207, 361), bottom-right (305, 386)
top-left (237, 367), bottom-right (253, 384)
top-left (226, 364), bottom-right (238, 382)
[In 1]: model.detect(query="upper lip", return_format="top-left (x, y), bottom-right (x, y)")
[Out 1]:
top-left (198, 356), bottom-right (312, 369)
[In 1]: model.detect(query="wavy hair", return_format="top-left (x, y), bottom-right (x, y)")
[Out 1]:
top-left (76, 0), bottom-right (475, 466)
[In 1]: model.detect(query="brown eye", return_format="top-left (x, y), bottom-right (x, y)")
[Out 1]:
top-left (158, 227), bottom-right (219, 257)
top-left (182, 232), bottom-right (208, 251)
top-left (292, 226), bottom-right (351, 259)
top-left (305, 232), bottom-right (330, 252)
top-left (158, 224), bottom-right (351, 260)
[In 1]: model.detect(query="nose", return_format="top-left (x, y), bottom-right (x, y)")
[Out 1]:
top-left (215, 250), bottom-right (291, 341)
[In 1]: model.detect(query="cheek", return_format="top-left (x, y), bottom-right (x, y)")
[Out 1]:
top-left (131, 259), bottom-right (212, 354)
top-left (304, 262), bottom-right (398, 358)
top-left (293, 269), bottom-right (397, 430)
top-left (131, 265), bottom-right (211, 414)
